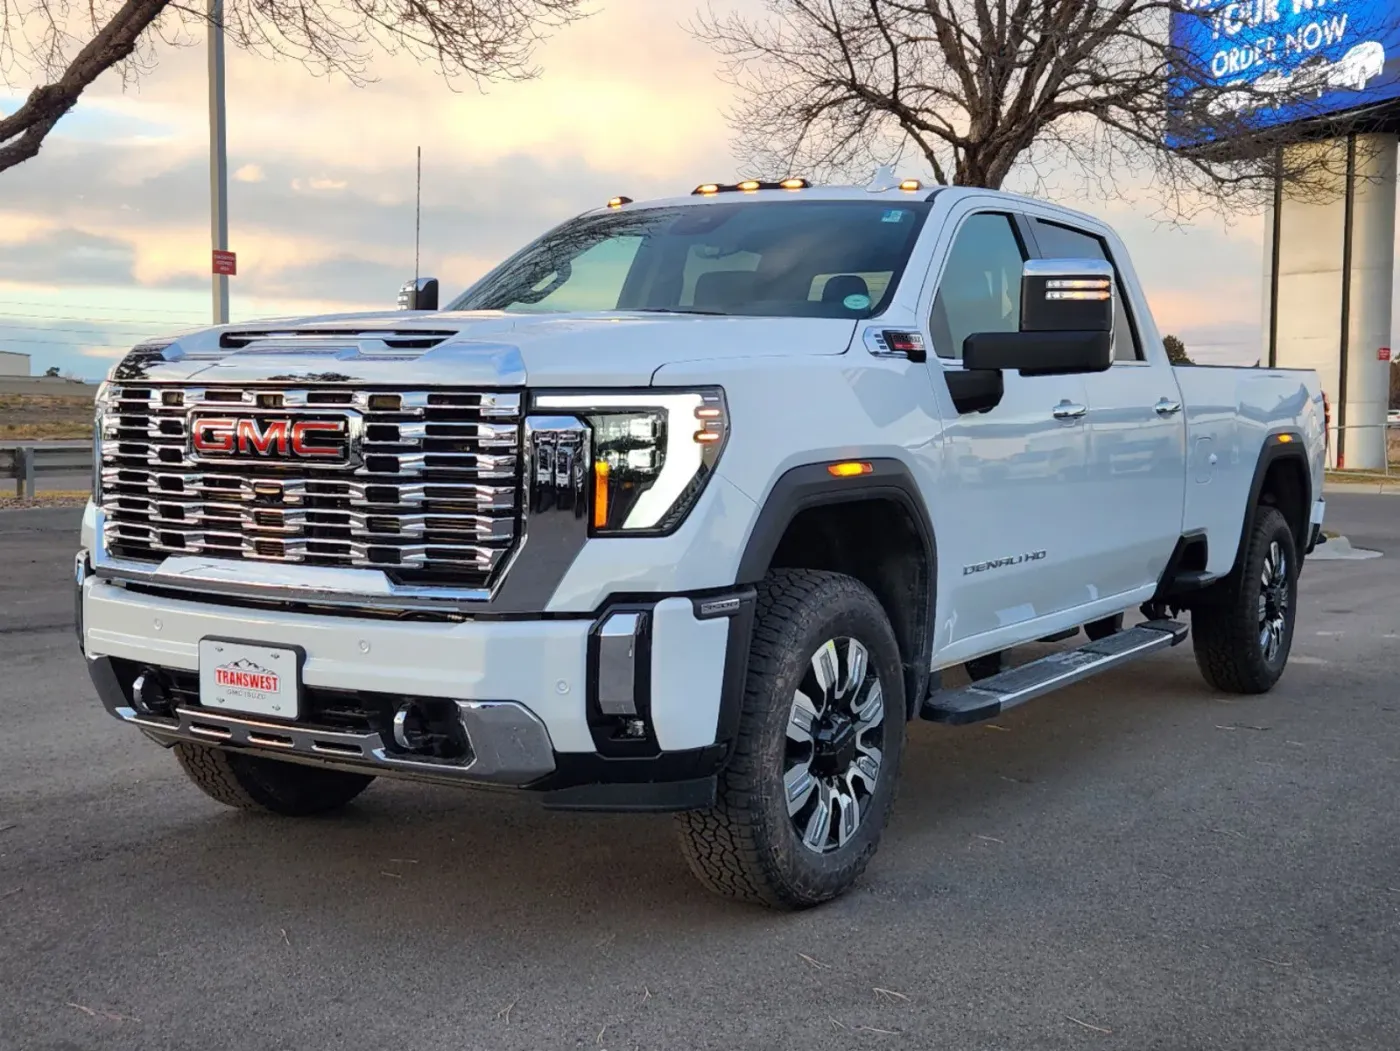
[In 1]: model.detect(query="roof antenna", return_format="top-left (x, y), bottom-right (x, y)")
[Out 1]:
top-left (414, 145), bottom-right (422, 284)
top-left (866, 164), bottom-right (899, 192)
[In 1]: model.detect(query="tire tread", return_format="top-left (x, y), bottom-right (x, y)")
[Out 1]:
top-left (675, 568), bottom-right (902, 908)
top-left (1192, 505), bottom-right (1296, 694)
top-left (174, 742), bottom-right (372, 815)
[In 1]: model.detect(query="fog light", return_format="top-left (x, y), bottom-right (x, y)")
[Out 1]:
top-left (131, 669), bottom-right (170, 715)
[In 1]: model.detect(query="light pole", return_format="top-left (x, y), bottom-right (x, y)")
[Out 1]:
top-left (208, 0), bottom-right (229, 325)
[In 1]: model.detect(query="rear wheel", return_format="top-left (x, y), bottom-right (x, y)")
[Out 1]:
top-left (1191, 505), bottom-right (1298, 694)
top-left (174, 743), bottom-right (374, 815)
top-left (675, 569), bottom-right (906, 908)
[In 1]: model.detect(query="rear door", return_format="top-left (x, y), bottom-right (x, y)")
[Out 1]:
top-left (922, 205), bottom-right (1100, 652)
top-left (1023, 216), bottom-right (1188, 599)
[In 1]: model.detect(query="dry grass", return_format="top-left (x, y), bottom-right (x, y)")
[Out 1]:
top-left (0, 490), bottom-right (90, 509)
top-left (0, 394), bottom-right (94, 441)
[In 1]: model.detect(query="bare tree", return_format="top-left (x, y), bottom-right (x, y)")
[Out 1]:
top-left (691, 0), bottom-right (1381, 218)
top-left (0, 0), bottom-right (585, 173)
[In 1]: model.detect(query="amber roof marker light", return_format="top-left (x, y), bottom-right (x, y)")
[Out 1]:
top-left (691, 178), bottom-right (811, 195)
top-left (607, 196), bottom-right (633, 208)
top-left (827, 461), bottom-right (874, 478)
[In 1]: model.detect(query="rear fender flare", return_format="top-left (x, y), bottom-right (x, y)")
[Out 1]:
top-left (1226, 433), bottom-right (1311, 579)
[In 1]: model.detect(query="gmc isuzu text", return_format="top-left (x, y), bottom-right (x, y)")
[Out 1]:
top-left (77, 174), bottom-right (1327, 907)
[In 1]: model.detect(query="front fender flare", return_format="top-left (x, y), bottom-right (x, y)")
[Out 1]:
top-left (735, 458), bottom-right (936, 717)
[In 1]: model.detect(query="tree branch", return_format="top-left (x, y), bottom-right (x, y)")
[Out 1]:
top-left (0, 0), bottom-right (167, 172)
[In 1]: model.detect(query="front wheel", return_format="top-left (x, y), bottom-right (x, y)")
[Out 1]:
top-left (675, 569), bottom-right (906, 908)
top-left (1191, 505), bottom-right (1298, 694)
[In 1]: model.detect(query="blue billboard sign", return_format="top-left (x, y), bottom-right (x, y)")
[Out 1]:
top-left (1169, 0), bottom-right (1400, 145)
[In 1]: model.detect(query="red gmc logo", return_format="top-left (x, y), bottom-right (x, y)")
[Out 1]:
top-left (190, 416), bottom-right (349, 461)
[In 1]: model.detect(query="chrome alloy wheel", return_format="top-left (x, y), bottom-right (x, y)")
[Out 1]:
top-left (1258, 539), bottom-right (1290, 663)
top-left (783, 637), bottom-right (885, 855)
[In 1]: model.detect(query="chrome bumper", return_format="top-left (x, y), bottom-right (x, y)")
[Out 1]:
top-left (90, 659), bottom-right (557, 788)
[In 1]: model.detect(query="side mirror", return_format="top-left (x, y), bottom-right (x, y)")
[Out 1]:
top-left (398, 277), bottom-right (439, 311)
top-left (963, 258), bottom-right (1113, 376)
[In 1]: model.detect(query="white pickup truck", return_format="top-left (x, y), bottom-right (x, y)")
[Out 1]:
top-left (77, 173), bottom-right (1327, 908)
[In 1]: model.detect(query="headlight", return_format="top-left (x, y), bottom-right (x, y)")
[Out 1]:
top-left (532, 389), bottom-right (728, 535)
top-left (92, 380), bottom-right (114, 502)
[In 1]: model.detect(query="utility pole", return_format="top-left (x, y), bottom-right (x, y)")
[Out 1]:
top-left (208, 0), bottom-right (230, 325)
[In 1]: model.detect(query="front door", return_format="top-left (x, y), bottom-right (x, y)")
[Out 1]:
top-left (921, 207), bottom-right (1100, 657)
top-left (1025, 215), bottom-right (1188, 600)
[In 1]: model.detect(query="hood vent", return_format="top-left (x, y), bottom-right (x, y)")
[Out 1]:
top-left (220, 329), bottom-right (457, 353)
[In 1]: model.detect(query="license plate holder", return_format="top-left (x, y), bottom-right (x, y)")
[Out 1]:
top-left (198, 638), bottom-right (304, 720)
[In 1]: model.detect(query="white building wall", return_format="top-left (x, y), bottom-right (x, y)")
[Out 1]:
top-left (1263, 134), bottom-right (1397, 470)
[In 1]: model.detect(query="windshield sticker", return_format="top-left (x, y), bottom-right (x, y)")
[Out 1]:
top-left (881, 209), bottom-right (907, 223)
top-left (843, 293), bottom-right (871, 310)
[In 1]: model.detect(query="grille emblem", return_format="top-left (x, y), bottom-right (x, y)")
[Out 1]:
top-left (190, 414), bottom-right (358, 465)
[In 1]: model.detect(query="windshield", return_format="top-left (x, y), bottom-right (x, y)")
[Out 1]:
top-left (448, 200), bottom-right (931, 319)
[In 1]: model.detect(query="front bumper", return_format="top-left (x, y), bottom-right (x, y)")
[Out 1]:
top-left (79, 570), bottom-right (754, 811)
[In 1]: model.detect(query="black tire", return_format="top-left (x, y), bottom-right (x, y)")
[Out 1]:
top-left (1084, 613), bottom-right (1124, 641)
top-left (174, 743), bottom-right (374, 816)
top-left (1191, 505), bottom-right (1298, 694)
top-left (674, 568), bottom-right (906, 909)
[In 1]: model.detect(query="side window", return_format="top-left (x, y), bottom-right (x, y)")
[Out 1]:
top-left (930, 213), bottom-right (1026, 360)
top-left (1030, 219), bottom-right (1142, 362)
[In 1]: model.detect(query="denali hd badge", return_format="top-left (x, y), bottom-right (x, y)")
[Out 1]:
top-left (190, 415), bottom-right (351, 462)
top-left (963, 550), bottom-right (1048, 575)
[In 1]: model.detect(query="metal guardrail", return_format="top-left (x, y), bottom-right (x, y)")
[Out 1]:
top-left (1330, 422), bottom-right (1400, 475)
top-left (0, 444), bottom-right (92, 498)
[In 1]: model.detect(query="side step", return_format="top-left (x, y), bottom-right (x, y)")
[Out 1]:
top-left (921, 620), bottom-right (1190, 726)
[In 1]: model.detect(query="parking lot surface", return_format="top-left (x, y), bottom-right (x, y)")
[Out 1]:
top-left (2, 494), bottom-right (1398, 1050)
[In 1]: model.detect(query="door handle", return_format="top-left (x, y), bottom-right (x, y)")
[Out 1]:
top-left (1052, 401), bottom-right (1088, 420)
top-left (1154, 398), bottom-right (1183, 416)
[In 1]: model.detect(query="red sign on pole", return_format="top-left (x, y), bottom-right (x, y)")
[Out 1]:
top-left (212, 250), bottom-right (237, 276)
top-left (1379, 346), bottom-right (1391, 362)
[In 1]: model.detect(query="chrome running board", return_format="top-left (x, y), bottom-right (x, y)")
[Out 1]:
top-left (922, 620), bottom-right (1189, 725)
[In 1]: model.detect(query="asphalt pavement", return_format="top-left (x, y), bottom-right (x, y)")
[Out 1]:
top-left (2, 494), bottom-right (1398, 1051)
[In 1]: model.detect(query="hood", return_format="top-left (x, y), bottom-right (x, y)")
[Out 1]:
top-left (109, 310), bottom-right (859, 387)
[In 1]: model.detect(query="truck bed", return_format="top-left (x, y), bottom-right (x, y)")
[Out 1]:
top-left (1174, 365), bottom-right (1325, 577)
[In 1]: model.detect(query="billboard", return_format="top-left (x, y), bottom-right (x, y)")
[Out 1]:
top-left (1169, 0), bottom-right (1400, 146)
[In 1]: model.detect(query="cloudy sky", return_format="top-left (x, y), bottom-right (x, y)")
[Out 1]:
top-left (1, 0), bottom-right (1284, 379)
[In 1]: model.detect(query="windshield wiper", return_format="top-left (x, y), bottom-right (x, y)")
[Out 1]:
top-left (624, 307), bottom-right (727, 316)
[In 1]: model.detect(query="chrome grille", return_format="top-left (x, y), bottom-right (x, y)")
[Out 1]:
top-left (99, 384), bottom-right (523, 588)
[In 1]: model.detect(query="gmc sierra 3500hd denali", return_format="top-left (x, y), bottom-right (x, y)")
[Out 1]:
top-left (77, 171), bottom-right (1327, 908)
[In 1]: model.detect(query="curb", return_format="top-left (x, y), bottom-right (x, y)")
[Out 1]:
top-left (1311, 534), bottom-right (1383, 561)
